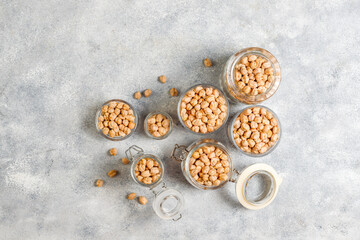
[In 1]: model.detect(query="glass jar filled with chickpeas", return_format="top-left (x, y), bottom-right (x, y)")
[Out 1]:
top-left (171, 139), bottom-right (283, 210)
top-left (228, 105), bottom-right (281, 157)
top-left (96, 99), bottom-right (138, 141)
top-left (125, 146), bottom-right (184, 220)
top-left (144, 112), bottom-right (173, 140)
top-left (220, 47), bottom-right (281, 104)
top-left (177, 84), bottom-right (230, 135)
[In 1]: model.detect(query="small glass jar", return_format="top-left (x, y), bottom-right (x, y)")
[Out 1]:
top-left (144, 112), bottom-right (173, 140)
top-left (228, 105), bottom-right (281, 157)
top-left (171, 139), bottom-right (282, 210)
top-left (177, 84), bottom-right (230, 135)
top-left (95, 99), bottom-right (138, 141)
top-left (125, 145), bottom-right (184, 220)
top-left (220, 47), bottom-right (281, 104)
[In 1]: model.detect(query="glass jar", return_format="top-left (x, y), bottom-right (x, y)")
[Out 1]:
top-left (220, 47), bottom-right (281, 104)
top-left (228, 105), bottom-right (281, 157)
top-left (144, 112), bottom-right (173, 140)
top-left (177, 84), bottom-right (230, 135)
top-left (171, 139), bottom-right (282, 210)
top-left (125, 145), bottom-right (184, 220)
top-left (95, 99), bottom-right (138, 141)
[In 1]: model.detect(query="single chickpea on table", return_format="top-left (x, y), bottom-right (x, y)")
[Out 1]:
top-left (234, 54), bottom-right (275, 96)
top-left (180, 86), bottom-right (228, 134)
top-left (97, 101), bottom-right (136, 138)
top-left (189, 145), bottom-right (230, 187)
top-left (134, 158), bottom-right (161, 185)
top-left (232, 107), bottom-right (280, 154)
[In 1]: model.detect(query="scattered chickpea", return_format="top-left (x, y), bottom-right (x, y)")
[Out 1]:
top-left (139, 196), bottom-right (148, 205)
top-left (234, 55), bottom-right (274, 96)
top-left (98, 101), bottom-right (136, 138)
top-left (144, 89), bottom-right (152, 97)
top-left (109, 148), bottom-right (117, 156)
top-left (107, 169), bottom-right (118, 178)
top-left (128, 193), bottom-right (137, 200)
top-left (170, 88), bottom-right (178, 97)
top-left (189, 145), bottom-right (230, 187)
top-left (180, 86), bottom-right (228, 133)
top-left (204, 58), bottom-right (213, 67)
top-left (134, 91), bottom-right (141, 100)
top-left (122, 157), bottom-right (130, 165)
top-left (135, 158), bottom-right (161, 184)
top-left (159, 75), bottom-right (167, 83)
top-left (146, 113), bottom-right (171, 138)
top-left (233, 107), bottom-right (280, 154)
top-left (95, 179), bottom-right (103, 187)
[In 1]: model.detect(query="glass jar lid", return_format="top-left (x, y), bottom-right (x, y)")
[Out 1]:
top-left (152, 184), bottom-right (184, 221)
top-left (235, 163), bottom-right (282, 210)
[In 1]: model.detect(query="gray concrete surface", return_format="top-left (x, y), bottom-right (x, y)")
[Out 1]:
top-left (1, 0), bottom-right (360, 239)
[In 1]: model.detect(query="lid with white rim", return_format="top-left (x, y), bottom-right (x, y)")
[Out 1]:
top-left (151, 183), bottom-right (184, 221)
top-left (235, 163), bottom-right (282, 210)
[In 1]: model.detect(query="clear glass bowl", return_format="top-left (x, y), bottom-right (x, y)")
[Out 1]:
top-left (144, 112), bottom-right (173, 140)
top-left (220, 47), bottom-right (281, 104)
top-left (173, 139), bottom-right (233, 190)
top-left (95, 99), bottom-right (138, 141)
top-left (177, 84), bottom-right (230, 135)
top-left (227, 105), bottom-right (281, 157)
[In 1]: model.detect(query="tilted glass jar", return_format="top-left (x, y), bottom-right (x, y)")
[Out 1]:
top-left (125, 145), bottom-right (184, 220)
top-left (220, 47), bottom-right (281, 104)
top-left (171, 139), bottom-right (282, 210)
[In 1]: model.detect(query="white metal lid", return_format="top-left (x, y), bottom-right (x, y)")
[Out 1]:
top-left (152, 188), bottom-right (184, 221)
top-left (235, 163), bottom-right (282, 210)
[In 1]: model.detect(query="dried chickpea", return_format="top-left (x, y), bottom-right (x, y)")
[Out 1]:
top-left (159, 75), bottom-right (167, 83)
top-left (144, 89), bottom-right (152, 97)
top-left (135, 158), bottom-right (161, 184)
top-left (170, 88), bottom-right (178, 97)
top-left (109, 148), bottom-right (117, 156)
top-left (128, 193), bottom-right (136, 200)
top-left (107, 170), bottom-right (118, 178)
top-left (232, 107), bottom-right (279, 154)
top-left (122, 157), bottom-right (130, 165)
top-left (95, 179), bottom-right (103, 187)
top-left (134, 91), bottom-right (141, 100)
top-left (139, 196), bottom-right (148, 205)
top-left (203, 58), bottom-right (212, 67)
top-left (189, 145), bottom-right (230, 187)
top-left (97, 101), bottom-right (136, 138)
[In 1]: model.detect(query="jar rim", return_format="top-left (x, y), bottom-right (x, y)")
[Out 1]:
top-left (144, 111), bottom-right (173, 140)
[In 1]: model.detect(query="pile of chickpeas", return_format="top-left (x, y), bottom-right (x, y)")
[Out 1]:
top-left (97, 101), bottom-right (136, 138)
top-left (234, 54), bottom-right (275, 96)
top-left (146, 113), bottom-right (171, 138)
top-left (134, 158), bottom-right (161, 184)
top-left (189, 145), bottom-right (230, 187)
top-left (232, 107), bottom-right (280, 154)
top-left (180, 86), bottom-right (228, 134)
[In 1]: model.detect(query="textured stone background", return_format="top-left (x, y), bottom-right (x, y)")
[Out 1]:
top-left (1, 0), bottom-right (360, 239)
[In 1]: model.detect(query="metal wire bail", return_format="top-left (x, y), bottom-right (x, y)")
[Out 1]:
top-left (171, 144), bottom-right (188, 162)
top-left (125, 145), bottom-right (144, 162)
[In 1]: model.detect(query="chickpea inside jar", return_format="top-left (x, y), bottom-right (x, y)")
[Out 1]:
top-left (228, 106), bottom-right (281, 157)
top-left (96, 99), bottom-right (138, 141)
top-left (178, 84), bottom-right (230, 134)
top-left (126, 146), bottom-right (185, 220)
top-left (220, 47), bottom-right (281, 104)
top-left (171, 140), bottom-right (283, 210)
top-left (144, 112), bottom-right (173, 139)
